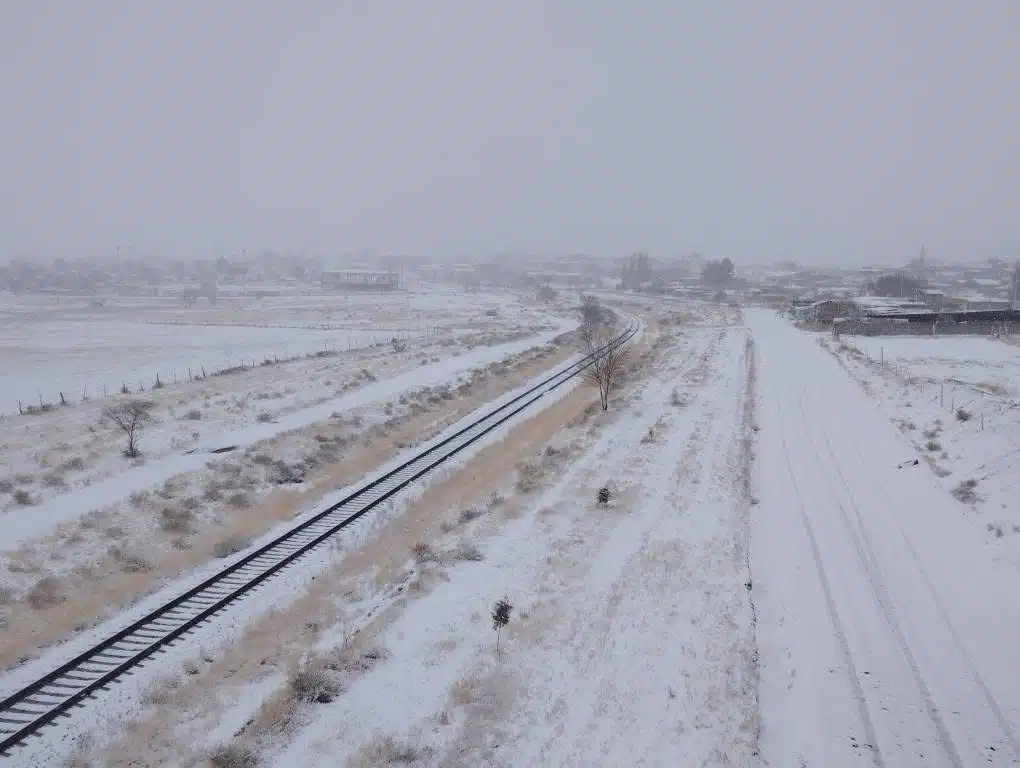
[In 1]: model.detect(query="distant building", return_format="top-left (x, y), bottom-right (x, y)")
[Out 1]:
top-left (321, 269), bottom-right (400, 291)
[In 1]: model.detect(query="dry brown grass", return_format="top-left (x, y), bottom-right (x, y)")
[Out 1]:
top-left (349, 735), bottom-right (433, 767)
top-left (0, 345), bottom-right (576, 672)
top-left (96, 355), bottom-right (607, 766)
top-left (93, 320), bottom-right (675, 765)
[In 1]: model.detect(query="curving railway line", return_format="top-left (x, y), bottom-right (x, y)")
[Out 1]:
top-left (0, 323), bottom-right (637, 756)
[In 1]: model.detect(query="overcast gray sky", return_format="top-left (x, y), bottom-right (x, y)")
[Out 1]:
top-left (2, 1), bottom-right (1019, 265)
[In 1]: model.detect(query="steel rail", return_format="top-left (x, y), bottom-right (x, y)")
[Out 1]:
top-left (0, 323), bottom-right (637, 754)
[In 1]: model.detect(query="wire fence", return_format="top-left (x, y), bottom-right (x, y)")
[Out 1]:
top-left (833, 335), bottom-right (1019, 436)
top-left (4, 328), bottom-right (446, 418)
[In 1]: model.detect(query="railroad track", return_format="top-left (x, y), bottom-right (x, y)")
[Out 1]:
top-left (0, 324), bottom-right (638, 756)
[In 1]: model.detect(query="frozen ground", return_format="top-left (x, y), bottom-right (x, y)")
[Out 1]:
top-left (13, 300), bottom-right (1018, 768)
top-left (0, 323), bottom-right (580, 674)
top-left (820, 331), bottom-right (1020, 563)
top-left (0, 287), bottom-right (553, 415)
top-left (0, 288), bottom-right (561, 518)
top-left (32, 302), bottom-right (760, 768)
top-left (751, 310), bottom-right (1020, 767)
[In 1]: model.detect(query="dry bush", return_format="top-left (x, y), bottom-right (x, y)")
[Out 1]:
top-left (256, 411), bottom-right (274, 423)
top-left (352, 735), bottom-right (431, 767)
top-left (516, 460), bottom-right (543, 493)
top-left (956, 407), bottom-right (972, 422)
top-left (925, 440), bottom-right (942, 452)
top-left (952, 478), bottom-right (979, 503)
top-left (457, 506), bottom-right (487, 525)
top-left (227, 491), bottom-right (252, 509)
top-left (213, 534), bottom-right (252, 558)
top-left (321, 645), bottom-right (389, 677)
top-left (452, 677), bottom-right (477, 705)
top-left (209, 743), bottom-right (259, 768)
top-left (128, 490), bottom-right (149, 508)
top-left (156, 478), bottom-right (180, 500)
top-left (141, 676), bottom-right (181, 707)
top-left (0, 584), bottom-right (13, 604)
top-left (454, 542), bottom-right (484, 562)
top-left (411, 541), bottom-right (437, 563)
top-left (12, 489), bottom-right (34, 506)
top-left (0, 478), bottom-right (13, 493)
top-left (203, 477), bottom-right (228, 501)
top-left (183, 408), bottom-right (203, 421)
top-left (160, 505), bottom-right (197, 533)
top-left (61, 456), bottom-right (85, 472)
top-left (107, 545), bottom-right (153, 573)
top-left (290, 666), bottom-right (343, 704)
top-left (27, 575), bottom-right (65, 609)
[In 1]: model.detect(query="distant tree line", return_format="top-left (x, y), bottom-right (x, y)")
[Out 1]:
top-left (700, 258), bottom-right (735, 287)
top-left (864, 273), bottom-right (924, 298)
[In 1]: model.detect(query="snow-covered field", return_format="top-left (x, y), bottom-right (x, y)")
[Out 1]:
top-left (10, 297), bottom-right (1020, 768)
top-left (0, 287), bottom-right (547, 416)
top-left (752, 311), bottom-right (1020, 767)
top-left (0, 288), bottom-right (559, 516)
top-left (821, 330), bottom-right (1020, 561)
top-left (10, 301), bottom-right (762, 767)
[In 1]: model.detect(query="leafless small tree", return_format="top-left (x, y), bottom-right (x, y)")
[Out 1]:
top-left (102, 400), bottom-right (156, 458)
top-left (581, 324), bottom-right (631, 412)
top-left (492, 596), bottom-right (513, 654)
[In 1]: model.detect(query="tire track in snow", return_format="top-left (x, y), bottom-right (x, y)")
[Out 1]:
top-left (771, 388), bottom-right (887, 768)
top-left (788, 384), bottom-right (964, 768)
top-left (797, 370), bottom-right (1020, 764)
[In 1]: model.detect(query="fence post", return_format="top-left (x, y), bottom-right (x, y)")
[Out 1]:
top-left (940, 382), bottom-right (944, 407)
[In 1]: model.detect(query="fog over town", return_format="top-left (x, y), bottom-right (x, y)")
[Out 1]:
top-left (3, 4), bottom-right (1020, 767)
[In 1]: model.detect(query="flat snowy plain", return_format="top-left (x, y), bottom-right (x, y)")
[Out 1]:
top-left (5, 296), bottom-right (1020, 768)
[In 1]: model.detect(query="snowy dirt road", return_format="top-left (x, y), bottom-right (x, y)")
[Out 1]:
top-left (750, 310), bottom-right (1020, 768)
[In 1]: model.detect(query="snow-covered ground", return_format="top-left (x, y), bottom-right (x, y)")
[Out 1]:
top-left (0, 321), bottom-right (571, 546)
top-left (14, 299), bottom-right (1020, 768)
top-left (750, 310), bottom-right (1020, 767)
top-left (820, 330), bottom-right (1020, 561)
top-left (0, 326), bottom-right (581, 674)
top-left (0, 289), bottom-right (558, 517)
top-left (30, 301), bottom-right (760, 767)
top-left (0, 288), bottom-right (546, 415)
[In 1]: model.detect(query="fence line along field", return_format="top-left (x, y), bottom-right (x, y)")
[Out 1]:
top-left (0, 288), bottom-right (548, 416)
top-left (820, 330), bottom-right (1020, 556)
top-left (0, 287), bottom-right (568, 518)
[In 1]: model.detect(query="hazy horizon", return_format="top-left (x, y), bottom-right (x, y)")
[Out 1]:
top-left (3, 1), bottom-right (1019, 266)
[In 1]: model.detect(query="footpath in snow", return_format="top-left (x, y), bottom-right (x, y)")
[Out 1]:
top-left (749, 309), bottom-right (1020, 768)
top-left (1, 321), bottom-right (574, 551)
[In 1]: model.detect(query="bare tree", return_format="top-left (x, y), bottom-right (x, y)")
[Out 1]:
top-left (102, 400), bottom-right (156, 457)
top-left (582, 326), bottom-right (630, 411)
top-left (579, 293), bottom-right (602, 330)
top-left (578, 296), bottom-right (630, 412)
